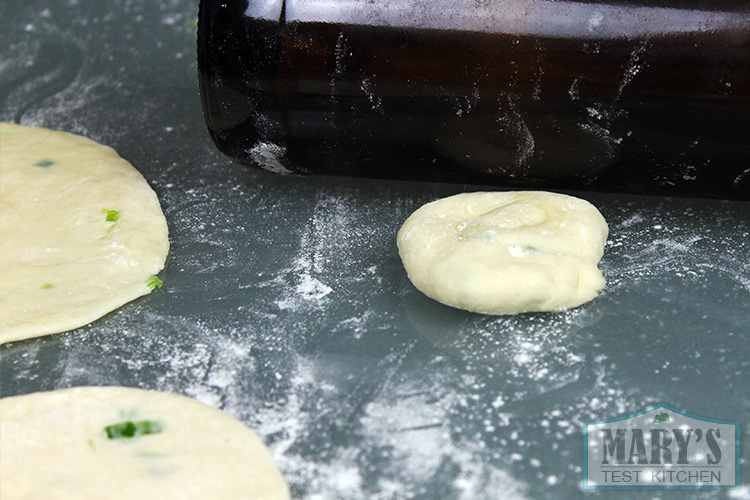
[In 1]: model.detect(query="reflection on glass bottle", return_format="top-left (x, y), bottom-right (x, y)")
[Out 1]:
top-left (198, 0), bottom-right (750, 199)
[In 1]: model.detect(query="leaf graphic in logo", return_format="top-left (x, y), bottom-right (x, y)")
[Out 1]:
top-left (653, 412), bottom-right (669, 423)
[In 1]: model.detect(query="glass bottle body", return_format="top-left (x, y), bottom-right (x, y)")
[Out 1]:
top-left (198, 0), bottom-right (750, 198)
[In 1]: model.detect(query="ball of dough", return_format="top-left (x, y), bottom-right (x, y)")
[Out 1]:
top-left (0, 123), bottom-right (169, 344)
top-left (0, 387), bottom-right (290, 500)
top-left (397, 191), bottom-right (608, 314)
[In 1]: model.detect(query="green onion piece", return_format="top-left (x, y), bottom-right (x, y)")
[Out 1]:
top-left (105, 420), bottom-right (163, 439)
top-left (41, 282), bottom-right (53, 289)
top-left (34, 159), bottom-right (55, 168)
top-left (146, 275), bottom-right (164, 290)
top-left (101, 209), bottom-right (120, 222)
top-left (187, 19), bottom-right (198, 30)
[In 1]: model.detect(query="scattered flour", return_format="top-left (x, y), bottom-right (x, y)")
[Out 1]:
top-left (248, 142), bottom-right (293, 175)
top-left (2, 21), bottom-right (748, 494)
top-left (600, 199), bottom-right (750, 293)
top-left (3, 166), bottom-right (748, 500)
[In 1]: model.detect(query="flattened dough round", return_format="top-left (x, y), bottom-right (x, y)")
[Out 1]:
top-left (397, 191), bottom-right (608, 314)
top-left (0, 386), bottom-right (290, 500)
top-left (0, 123), bottom-right (169, 343)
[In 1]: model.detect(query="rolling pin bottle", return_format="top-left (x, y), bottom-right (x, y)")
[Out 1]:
top-left (197, 0), bottom-right (750, 199)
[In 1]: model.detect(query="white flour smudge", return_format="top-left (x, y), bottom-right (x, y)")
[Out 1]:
top-left (601, 202), bottom-right (750, 293)
top-left (248, 142), bottom-right (293, 175)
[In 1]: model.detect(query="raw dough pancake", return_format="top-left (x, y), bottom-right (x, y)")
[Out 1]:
top-left (0, 123), bottom-right (169, 343)
top-left (397, 191), bottom-right (608, 314)
top-left (0, 386), bottom-right (290, 500)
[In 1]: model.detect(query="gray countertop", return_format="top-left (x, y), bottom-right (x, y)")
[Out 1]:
top-left (1, 1), bottom-right (748, 499)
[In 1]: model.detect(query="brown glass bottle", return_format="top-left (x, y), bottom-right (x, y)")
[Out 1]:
top-left (197, 0), bottom-right (750, 199)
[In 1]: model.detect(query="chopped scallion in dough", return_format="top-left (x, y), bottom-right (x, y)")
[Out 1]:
top-left (146, 275), bottom-right (164, 290)
top-left (105, 420), bottom-right (163, 439)
top-left (102, 209), bottom-right (121, 222)
top-left (33, 159), bottom-right (55, 168)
